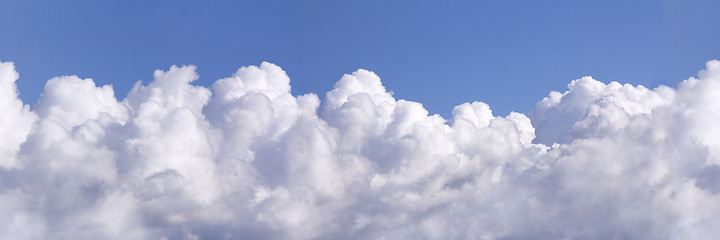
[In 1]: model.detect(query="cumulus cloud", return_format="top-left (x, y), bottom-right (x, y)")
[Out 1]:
top-left (1, 59), bottom-right (720, 239)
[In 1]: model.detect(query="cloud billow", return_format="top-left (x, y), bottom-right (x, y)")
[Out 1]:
top-left (1, 60), bottom-right (720, 239)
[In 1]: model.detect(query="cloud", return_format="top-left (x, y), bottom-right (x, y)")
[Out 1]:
top-left (1, 59), bottom-right (720, 239)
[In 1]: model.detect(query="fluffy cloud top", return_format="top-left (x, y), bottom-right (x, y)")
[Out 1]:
top-left (2, 60), bottom-right (720, 239)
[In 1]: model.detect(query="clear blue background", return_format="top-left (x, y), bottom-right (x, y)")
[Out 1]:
top-left (1, 0), bottom-right (719, 117)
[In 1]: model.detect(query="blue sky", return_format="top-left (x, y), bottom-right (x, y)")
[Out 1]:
top-left (1, 0), bottom-right (719, 117)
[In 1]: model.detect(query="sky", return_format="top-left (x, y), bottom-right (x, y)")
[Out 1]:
top-left (2, 0), bottom-right (719, 117)
top-left (5, 1), bottom-right (720, 239)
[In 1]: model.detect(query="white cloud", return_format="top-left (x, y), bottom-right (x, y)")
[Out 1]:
top-left (0, 62), bottom-right (36, 169)
top-left (1, 59), bottom-right (720, 239)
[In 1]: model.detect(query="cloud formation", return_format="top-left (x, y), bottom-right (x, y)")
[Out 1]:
top-left (2, 60), bottom-right (720, 239)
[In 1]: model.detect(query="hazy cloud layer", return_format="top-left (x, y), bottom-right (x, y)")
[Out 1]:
top-left (2, 60), bottom-right (720, 239)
